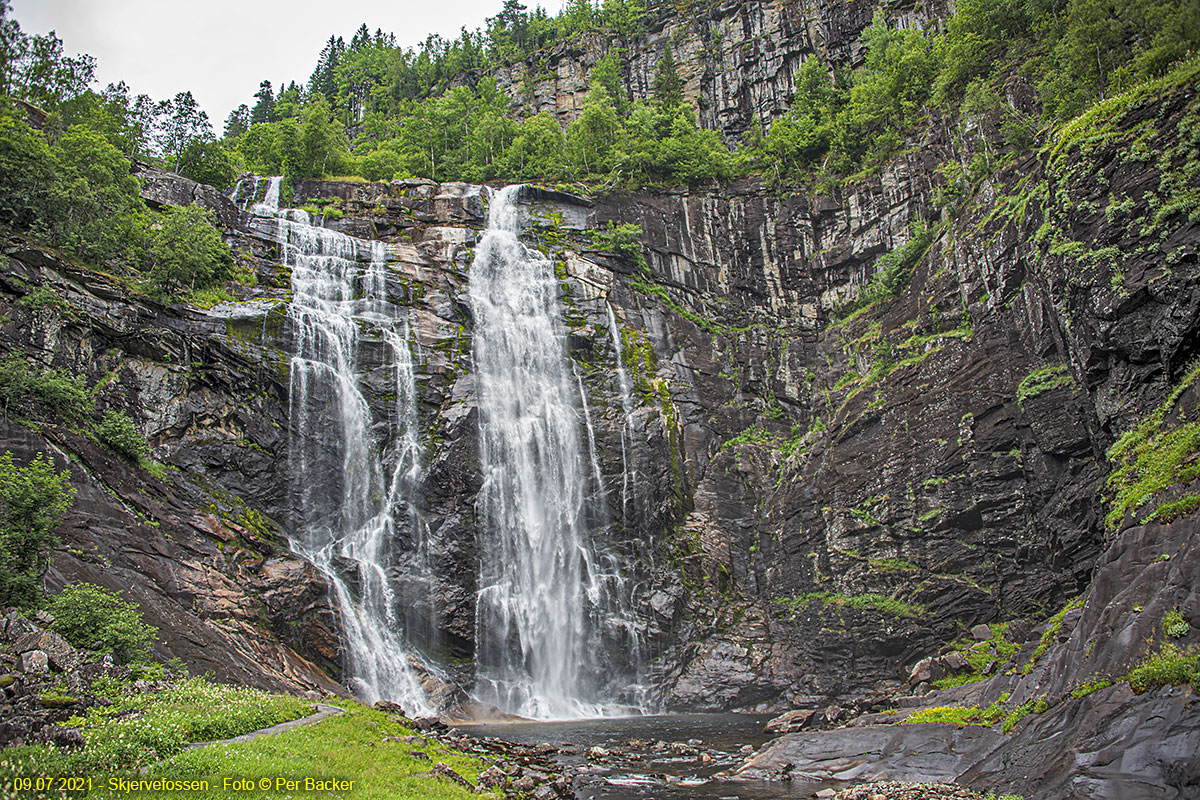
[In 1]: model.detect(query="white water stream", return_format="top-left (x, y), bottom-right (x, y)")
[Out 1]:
top-left (241, 176), bottom-right (435, 715)
top-left (470, 186), bottom-right (645, 719)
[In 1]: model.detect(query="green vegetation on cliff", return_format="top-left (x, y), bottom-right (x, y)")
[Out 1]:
top-left (213, 0), bottom-right (1200, 189)
top-left (5, 0), bottom-right (1198, 193)
top-left (1103, 362), bottom-right (1200, 530)
top-left (0, 451), bottom-right (73, 608)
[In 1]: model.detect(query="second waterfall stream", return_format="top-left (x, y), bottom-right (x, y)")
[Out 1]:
top-left (470, 185), bottom-right (645, 719)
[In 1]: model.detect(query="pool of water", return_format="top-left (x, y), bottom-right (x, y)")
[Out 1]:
top-left (463, 714), bottom-right (841, 800)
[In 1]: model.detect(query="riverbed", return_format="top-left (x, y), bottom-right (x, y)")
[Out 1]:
top-left (465, 713), bottom-right (843, 799)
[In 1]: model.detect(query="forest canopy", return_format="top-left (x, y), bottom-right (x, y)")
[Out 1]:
top-left (1, 0), bottom-right (1198, 204)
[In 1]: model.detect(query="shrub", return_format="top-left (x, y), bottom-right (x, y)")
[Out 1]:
top-left (143, 203), bottom-right (233, 296)
top-left (835, 222), bottom-right (935, 319)
top-left (1126, 644), bottom-right (1200, 693)
top-left (0, 451), bottom-right (74, 608)
top-left (47, 582), bottom-right (158, 663)
top-left (0, 354), bottom-right (93, 423)
top-left (591, 221), bottom-right (646, 268)
top-left (1163, 609), bottom-right (1190, 639)
top-left (94, 409), bottom-right (149, 460)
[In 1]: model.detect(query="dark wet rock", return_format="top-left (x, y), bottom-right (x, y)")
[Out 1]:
top-left (413, 716), bottom-right (447, 732)
top-left (738, 724), bottom-right (1002, 783)
top-left (736, 512), bottom-right (1200, 799)
top-left (46, 725), bottom-right (85, 751)
top-left (429, 762), bottom-right (472, 788)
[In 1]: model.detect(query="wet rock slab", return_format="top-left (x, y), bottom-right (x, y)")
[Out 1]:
top-left (736, 724), bottom-right (1001, 784)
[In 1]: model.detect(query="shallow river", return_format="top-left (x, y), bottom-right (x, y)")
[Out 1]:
top-left (466, 714), bottom-right (840, 800)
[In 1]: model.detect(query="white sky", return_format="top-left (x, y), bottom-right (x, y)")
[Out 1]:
top-left (10, 0), bottom-right (559, 127)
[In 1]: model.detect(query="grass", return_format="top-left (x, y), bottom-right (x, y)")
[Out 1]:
top-left (1070, 678), bottom-right (1114, 699)
top-left (1016, 364), bottom-right (1076, 408)
top-left (0, 696), bottom-right (501, 800)
top-left (135, 701), bottom-right (497, 800)
top-left (780, 591), bottom-right (925, 618)
top-left (1023, 597), bottom-right (1085, 674)
top-left (0, 678), bottom-right (313, 785)
top-left (898, 326), bottom-right (973, 350)
top-left (1126, 644), bottom-right (1200, 694)
top-left (904, 696), bottom-right (1007, 727)
top-left (932, 623), bottom-right (1019, 690)
top-left (1000, 699), bottom-right (1046, 733)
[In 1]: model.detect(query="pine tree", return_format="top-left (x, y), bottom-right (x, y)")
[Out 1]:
top-left (250, 79), bottom-right (274, 124)
top-left (653, 44), bottom-right (683, 107)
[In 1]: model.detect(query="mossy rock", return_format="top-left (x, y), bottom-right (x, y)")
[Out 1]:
top-left (38, 694), bottom-right (78, 709)
top-left (0, 674), bottom-right (15, 689)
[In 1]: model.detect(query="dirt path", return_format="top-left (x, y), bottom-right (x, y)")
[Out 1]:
top-left (188, 703), bottom-right (345, 749)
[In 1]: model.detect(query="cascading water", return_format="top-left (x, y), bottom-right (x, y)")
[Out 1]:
top-left (241, 176), bottom-right (435, 715)
top-left (469, 185), bottom-right (647, 719)
top-left (605, 303), bottom-right (639, 526)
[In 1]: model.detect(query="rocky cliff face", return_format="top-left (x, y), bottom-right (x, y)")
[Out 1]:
top-left (0, 240), bottom-right (339, 694)
top-left (490, 0), bottom-right (951, 138)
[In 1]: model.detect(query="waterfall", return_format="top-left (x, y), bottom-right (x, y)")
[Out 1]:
top-left (248, 180), bottom-right (434, 715)
top-left (605, 303), bottom-right (638, 526)
top-left (470, 185), bottom-right (644, 719)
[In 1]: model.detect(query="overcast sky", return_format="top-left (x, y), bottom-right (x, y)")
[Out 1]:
top-left (10, 0), bottom-right (558, 127)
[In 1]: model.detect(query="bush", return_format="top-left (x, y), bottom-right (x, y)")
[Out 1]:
top-left (835, 222), bottom-right (935, 319)
top-left (0, 354), bottom-right (93, 423)
top-left (0, 451), bottom-right (74, 608)
top-left (1126, 643), bottom-right (1200, 693)
top-left (94, 409), bottom-right (149, 460)
top-left (1163, 609), bottom-right (1190, 639)
top-left (143, 203), bottom-right (233, 296)
top-left (591, 221), bottom-right (646, 267)
top-left (47, 582), bottom-right (158, 663)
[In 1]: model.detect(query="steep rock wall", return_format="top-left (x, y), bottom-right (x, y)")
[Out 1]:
top-left (489, 0), bottom-right (951, 138)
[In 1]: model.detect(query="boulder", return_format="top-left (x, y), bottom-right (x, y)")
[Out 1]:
top-left (46, 726), bottom-right (85, 751)
top-left (16, 651), bottom-right (48, 675)
top-left (429, 762), bottom-right (472, 788)
top-left (765, 708), bottom-right (817, 733)
top-left (0, 718), bottom-right (32, 748)
top-left (970, 624), bottom-right (993, 641)
top-left (942, 651), bottom-right (970, 671)
top-left (15, 629), bottom-right (79, 672)
top-left (477, 765), bottom-right (508, 788)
